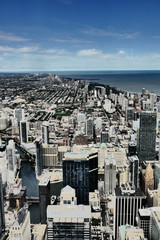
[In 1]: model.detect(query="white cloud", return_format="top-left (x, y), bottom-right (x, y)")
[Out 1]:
top-left (152, 36), bottom-right (160, 39)
top-left (0, 46), bottom-right (38, 53)
top-left (118, 50), bottom-right (125, 55)
top-left (16, 46), bottom-right (39, 53)
top-left (41, 48), bottom-right (69, 54)
top-left (82, 27), bottom-right (139, 39)
top-left (77, 49), bottom-right (126, 58)
top-left (0, 31), bottom-right (29, 42)
top-left (52, 38), bottom-right (92, 44)
top-left (77, 49), bottom-right (102, 56)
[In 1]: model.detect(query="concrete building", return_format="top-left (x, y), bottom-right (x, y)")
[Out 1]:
top-left (151, 209), bottom-right (160, 239)
top-left (14, 108), bottom-right (24, 123)
top-left (42, 121), bottom-right (49, 144)
top-left (89, 190), bottom-right (100, 211)
top-left (0, 116), bottom-right (8, 130)
top-left (63, 152), bottom-right (98, 205)
top-left (126, 107), bottom-right (134, 122)
top-left (142, 163), bottom-right (154, 194)
top-left (104, 156), bottom-right (116, 197)
top-left (101, 131), bottom-right (110, 144)
top-left (114, 183), bottom-right (145, 239)
top-left (39, 178), bottom-right (50, 224)
top-left (138, 207), bottom-right (160, 240)
top-left (0, 173), bottom-right (5, 237)
top-left (9, 207), bottom-right (31, 240)
top-left (0, 144), bottom-right (8, 189)
top-left (119, 224), bottom-right (145, 240)
top-left (9, 178), bottom-right (26, 209)
top-left (58, 146), bottom-right (70, 165)
top-left (85, 117), bottom-right (94, 137)
top-left (42, 144), bottom-right (58, 168)
top-left (31, 224), bottom-right (47, 240)
top-left (47, 204), bottom-right (91, 240)
top-left (138, 111), bottom-right (157, 162)
top-left (154, 163), bottom-right (160, 189)
top-left (60, 185), bottom-right (77, 205)
top-left (105, 147), bottom-right (128, 187)
top-left (6, 140), bottom-right (16, 173)
top-left (47, 185), bottom-right (91, 240)
top-left (77, 112), bottom-right (86, 123)
top-left (138, 208), bottom-right (151, 239)
top-left (75, 134), bottom-right (88, 145)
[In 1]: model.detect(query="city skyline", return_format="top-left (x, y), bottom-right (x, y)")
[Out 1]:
top-left (0, 0), bottom-right (160, 71)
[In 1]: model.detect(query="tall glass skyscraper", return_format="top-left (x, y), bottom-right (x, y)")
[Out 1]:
top-left (63, 152), bottom-right (98, 205)
top-left (138, 111), bottom-right (157, 163)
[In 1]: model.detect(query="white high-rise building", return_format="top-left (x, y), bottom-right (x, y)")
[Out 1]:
top-left (7, 140), bottom-right (16, 172)
top-left (0, 115), bottom-right (8, 130)
top-left (0, 141), bottom-right (7, 186)
top-left (41, 121), bottom-right (49, 144)
top-left (9, 207), bottom-right (31, 240)
top-left (6, 140), bottom-right (16, 183)
top-left (14, 108), bottom-right (24, 123)
top-left (77, 112), bottom-right (86, 123)
top-left (47, 185), bottom-right (91, 240)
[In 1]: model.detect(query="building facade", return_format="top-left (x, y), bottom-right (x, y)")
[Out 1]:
top-left (42, 121), bottom-right (49, 145)
top-left (47, 186), bottom-right (91, 240)
top-left (138, 111), bottom-right (157, 162)
top-left (63, 152), bottom-right (98, 205)
top-left (20, 120), bottom-right (28, 143)
top-left (114, 184), bottom-right (145, 240)
top-left (104, 156), bottom-right (116, 197)
top-left (0, 173), bottom-right (5, 237)
top-left (39, 178), bottom-right (50, 224)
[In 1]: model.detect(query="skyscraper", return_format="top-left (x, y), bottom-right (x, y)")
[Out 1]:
top-left (41, 121), bottom-right (49, 144)
top-left (47, 185), bottom-right (91, 240)
top-left (63, 152), bottom-right (98, 205)
top-left (128, 142), bottom-right (137, 156)
top-left (35, 139), bottom-right (43, 176)
top-left (85, 118), bottom-right (94, 138)
top-left (41, 144), bottom-right (58, 167)
top-left (6, 140), bottom-right (16, 172)
top-left (39, 178), bottom-right (50, 224)
top-left (114, 183), bottom-right (145, 239)
top-left (9, 206), bottom-right (31, 240)
top-left (14, 108), bottom-right (24, 124)
top-left (104, 156), bottom-right (116, 197)
top-left (20, 120), bottom-right (28, 143)
top-left (138, 111), bottom-right (157, 163)
top-left (0, 173), bottom-right (5, 237)
top-left (101, 131), bottom-right (110, 144)
top-left (129, 155), bottom-right (139, 188)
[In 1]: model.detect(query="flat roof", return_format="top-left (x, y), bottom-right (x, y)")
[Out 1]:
top-left (115, 188), bottom-right (143, 197)
top-left (39, 177), bottom-right (50, 186)
top-left (47, 205), bottom-right (91, 220)
top-left (64, 152), bottom-right (97, 160)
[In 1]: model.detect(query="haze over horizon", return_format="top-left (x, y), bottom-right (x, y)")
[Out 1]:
top-left (0, 0), bottom-right (160, 71)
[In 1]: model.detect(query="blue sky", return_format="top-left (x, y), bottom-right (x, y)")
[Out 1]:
top-left (0, 0), bottom-right (160, 71)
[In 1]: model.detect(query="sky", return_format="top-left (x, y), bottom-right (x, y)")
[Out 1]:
top-left (0, 0), bottom-right (160, 71)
